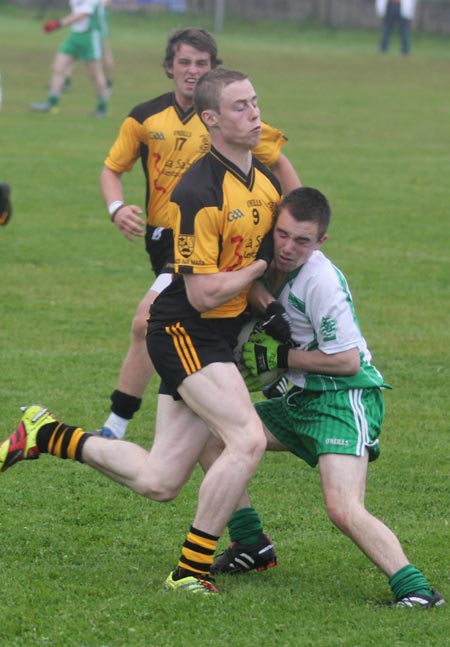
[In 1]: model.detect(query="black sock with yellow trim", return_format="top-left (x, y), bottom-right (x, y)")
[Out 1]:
top-left (36, 421), bottom-right (91, 462)
top-left (173, 526), bottom-right (219, 580)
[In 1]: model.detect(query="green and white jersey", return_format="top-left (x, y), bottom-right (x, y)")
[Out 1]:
top-left (268, 250), bottom-right (387, 391)
top-left (69, 0), bottom-right (102, 33)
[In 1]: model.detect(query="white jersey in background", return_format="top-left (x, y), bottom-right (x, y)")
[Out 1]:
top-left (69, 0), bottom-right (102, 33)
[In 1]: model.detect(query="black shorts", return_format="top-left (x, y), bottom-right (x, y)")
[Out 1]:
top-left (145, 225), bottom-right (174, 276)
top-left (147, 311), bottom-right (250, 399)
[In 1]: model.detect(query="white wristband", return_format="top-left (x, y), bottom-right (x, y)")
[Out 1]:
top-left (108, 200), bottom-right (125, 218)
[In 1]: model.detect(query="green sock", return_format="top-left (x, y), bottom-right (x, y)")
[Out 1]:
top-left (48, 95), bottom-right (59, 107)
top-left (228, 507), bottom-right (263, 545)
top-left (96, 98), bottom-right (107, 112)
top-left (389, 564), bottom-right (432, 600)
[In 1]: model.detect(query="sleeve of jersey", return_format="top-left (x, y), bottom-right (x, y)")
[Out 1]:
top-left (170, 198), bottom-right (221, 275)
top-left (252, 121), bottom-right (287, 168)
top-left (306, 269), bottom-right (362, 354)
top-left (103, 116), bottom-right (142, 173)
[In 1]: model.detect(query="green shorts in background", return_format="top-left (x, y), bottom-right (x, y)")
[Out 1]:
top-left (255, 386), bottom-right (385, 467)
top-left (59, 29), bottom-right (102, 62)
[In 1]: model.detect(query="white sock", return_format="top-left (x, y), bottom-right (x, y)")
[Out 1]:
top-left (103, 412), bottom-right (129, 439)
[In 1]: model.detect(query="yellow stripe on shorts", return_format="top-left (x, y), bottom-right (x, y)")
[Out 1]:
top-left (166, 323), bottom-right (202, 375)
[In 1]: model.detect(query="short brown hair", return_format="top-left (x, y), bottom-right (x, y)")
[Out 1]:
top-left (194, 68), bottom-right (248, 118)
top-left (163, 28), bottom-right (223, 79)
top-left (276, 187), bottom-right (332, 239)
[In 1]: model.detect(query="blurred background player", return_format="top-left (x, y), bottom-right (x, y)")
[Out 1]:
top-left (99, 0), bottom-right (114, 94)
top-left (98, 27), bottom-right (301, 439)
top-left (30, 0), bottom-right (108, 116)
top-left (376, 0), bottom-right (417, 55)
top-left (0, 183), bottom-right (12, 226)
top-left (63, 0), bottom-right (114, 95)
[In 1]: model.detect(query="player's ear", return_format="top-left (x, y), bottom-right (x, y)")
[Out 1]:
top-left (164, 63), bottom-right (174, 79)
top-left (201, 109), bottom-right (218, 128)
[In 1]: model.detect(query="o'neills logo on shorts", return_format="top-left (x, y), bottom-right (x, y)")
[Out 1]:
top-left (325, 438), bottom-right (349, 446)
top-left (178, 235), bottom-right (195, 258)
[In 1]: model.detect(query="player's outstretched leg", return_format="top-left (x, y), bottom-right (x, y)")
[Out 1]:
top-left (0, 405), bottom-right (55, 471)
top-left (0, 405), bottom-right (89, 472)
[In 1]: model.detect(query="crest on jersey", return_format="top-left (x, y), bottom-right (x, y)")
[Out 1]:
top-left (320, 315), bottom-right (337, 341)
top-left (178, 234), bottom-right (195, 258)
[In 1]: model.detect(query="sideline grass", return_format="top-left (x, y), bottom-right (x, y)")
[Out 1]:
top-left (0, 6), bottom-right (449, 647)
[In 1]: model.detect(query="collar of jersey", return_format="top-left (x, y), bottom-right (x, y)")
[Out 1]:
top-left (210, 146), bottom-right (255, 187)
top-left (171, 94), bottom-right (196, 123)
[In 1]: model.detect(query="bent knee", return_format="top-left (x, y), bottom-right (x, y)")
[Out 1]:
top-left (326, 504), bottom-right (346, 530)
top-left (232, 426), bottom-right (267, 469)
top-left (131, 311), bottom-right (150, 340)
top-left (326, 503), bottom-right (359, 536)
top-left (131, 294), bottom-right (157, 339)
top-left (139, 482), bottom-right (180, 503)
top-left (150, 488), bottom-right (179, 503)
top-left (252, 432), bottom-right (268, 460)
top-left (135, 474), bottom-right (183, 502)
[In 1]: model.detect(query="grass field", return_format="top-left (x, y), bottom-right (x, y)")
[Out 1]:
top-left (0, 4), bottom-right (449, 646)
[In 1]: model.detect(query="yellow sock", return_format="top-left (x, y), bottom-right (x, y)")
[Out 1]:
top-left (177, 526), bottom-right (219, 576)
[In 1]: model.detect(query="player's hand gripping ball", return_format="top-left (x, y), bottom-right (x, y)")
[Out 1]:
top-left (0, 183), bottom-right (12, 226)
top-left (234, 318), bottom-right (286, 392)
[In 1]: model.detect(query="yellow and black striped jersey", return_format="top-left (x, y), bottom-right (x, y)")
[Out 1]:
top-left (104, 92), bottom-right (287, 229)
top-left (153, 146), bottom-right (282, 320)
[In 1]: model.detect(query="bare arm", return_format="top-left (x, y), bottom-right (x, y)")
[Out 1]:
top-left (184, 260), bottom-right (269, 313)
top-left (100, 166), bottom-right (145, 242)
top-left (59, 12), bottom-right (89, 27)
top-left (287, 346), bottom-right (360, 376)
top-left (247, 278), bottom-right (276, 312)
top-left (269, 152), bottom-right (301, 195)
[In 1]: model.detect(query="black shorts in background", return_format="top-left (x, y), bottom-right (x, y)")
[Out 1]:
top-left (145, 225), bottom-right (174, 276)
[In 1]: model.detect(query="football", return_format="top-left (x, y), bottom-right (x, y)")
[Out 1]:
top-left (234, 317), bottom-right (286, 392)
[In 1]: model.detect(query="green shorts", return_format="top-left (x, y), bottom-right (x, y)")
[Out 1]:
top-left (59, 30), bottom-right (102, 62)
top-left (255, 387), bottom-right (384, 467)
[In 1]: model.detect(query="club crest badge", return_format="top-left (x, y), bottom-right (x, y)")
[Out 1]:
top-left (178, 234), bottom-right (195, 258)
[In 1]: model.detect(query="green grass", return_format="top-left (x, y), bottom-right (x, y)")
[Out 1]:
top-left (1, 5), bottom-right (450, 646)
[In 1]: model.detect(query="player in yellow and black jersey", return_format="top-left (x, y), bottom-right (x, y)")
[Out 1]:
top-left (98, 27), bottom-right (301, 440)
top-left (149, 138), bottom-right (280, 397)
top-left (105, 95), bottom-right (286, 235)
top-left (155, 149), bottom-right (279, 316)
top-left (0, 68), bottom-right (285, 596)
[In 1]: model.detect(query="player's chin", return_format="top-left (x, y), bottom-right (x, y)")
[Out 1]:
top-left (182, 83), bottom-right (196, 97)
top-left (275, 257), bottom-right (295, 273)
top-left (248, 130), bottom-right (262, 147)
